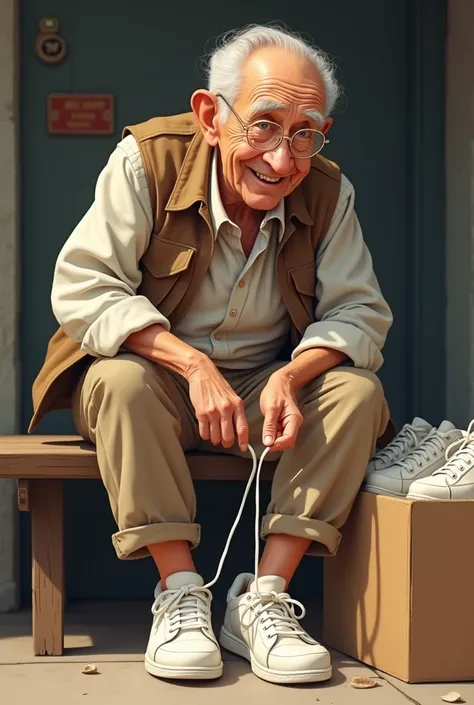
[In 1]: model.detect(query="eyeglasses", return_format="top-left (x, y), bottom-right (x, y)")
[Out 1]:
top-left (216, 93), bottom-right (329, 159)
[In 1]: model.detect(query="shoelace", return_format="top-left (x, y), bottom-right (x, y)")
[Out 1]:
top-left (152, 445), bottom-right (272, 629)
top-left (241, 590), bottom-right (306, 638)
top-left (372, 424), bottom-right (422, 465)
top-left (396, 431), bottom-right (450, 472)
top-left (433, 419), bottom-right (474, 479)
top-left (152, 585), bottom-right (213, 632)
top-left (240, 445), bottom-right (307, 637)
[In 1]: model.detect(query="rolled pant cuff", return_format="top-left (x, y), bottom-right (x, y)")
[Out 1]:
top-left (261, 514), bottom-right (342, 557)
top-left (112, 522), bottom-right (201, 560)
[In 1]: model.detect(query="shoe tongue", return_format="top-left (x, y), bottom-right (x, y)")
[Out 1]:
top-left (250, 574), bottom-right (286, 595)
top-left (438, 420), bottom-right (456, 434)
top-left (412, 416), bottom-right (432, 430)
top-left (166, 571), bottom-right (204, 590)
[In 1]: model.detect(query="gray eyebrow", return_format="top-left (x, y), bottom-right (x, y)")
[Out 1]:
top-left (247, 99), bottom-right (324, 128)
top-left (302, 109), bottom-right (325, 128)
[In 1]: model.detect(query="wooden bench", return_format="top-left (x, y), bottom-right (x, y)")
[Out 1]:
top-left (0, 435), bottom-right (276, 656)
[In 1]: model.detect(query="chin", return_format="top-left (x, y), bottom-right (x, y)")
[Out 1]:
top-left (241, 190), bottom-right (282, 212)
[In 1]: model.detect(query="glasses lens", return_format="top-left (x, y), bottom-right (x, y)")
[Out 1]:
top-left (291, 130), bottom-right (325, 158)
top-left (247, 121), bottom-right (282, 150)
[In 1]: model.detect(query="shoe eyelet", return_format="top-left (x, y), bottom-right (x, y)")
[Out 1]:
top-left (260, 618), bottom-right (265, 623)
top-left (246, 595), bottom-right (252, 601)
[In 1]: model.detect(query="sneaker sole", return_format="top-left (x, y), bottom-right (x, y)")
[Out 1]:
top-left (220, 626), bottom-right (332, 684)
top-left (363, 485), bottom-right (407, 498)
top-left (145, 655), bottom-right (223, 680)
top-left (406, 493), bottom-right (443, 501)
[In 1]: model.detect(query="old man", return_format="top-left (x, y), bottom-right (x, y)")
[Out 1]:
top-left (31, 24), bottom-right (392, 685)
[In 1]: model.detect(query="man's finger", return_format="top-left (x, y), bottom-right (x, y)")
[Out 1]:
top-left (209, 418), bottom-right (221, 446)
top-left (234, 406), bottom-right (249, 452)
top-left (271, 414), bottom-right (301, 451)
top-left (198, 419), bottom-right (210, 441)
top-left (220, 412), bottom-right (235, 449)
top-left (262, 405), bottom-right (281, 446)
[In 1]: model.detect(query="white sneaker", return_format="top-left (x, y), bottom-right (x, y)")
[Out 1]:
top-left (363, 421), bottom-right (463, 497)
top-left (367, 416), bottom-right (432, 472)
top-left (220, 573), bottom-right (332, 684)
top-left (408, 426), bottom-right (474, 500)
top-left (143, 446), bottom-right (268, 681)
top-left (145, 571), bottom-right (223, 680)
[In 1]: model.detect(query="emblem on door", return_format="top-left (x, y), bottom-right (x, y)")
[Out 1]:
top-left (36, 17), bottom-right (67, 65)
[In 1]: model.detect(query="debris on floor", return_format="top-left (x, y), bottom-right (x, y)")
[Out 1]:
top-left (81, 664), bottom-right (99, 675)
top-left (441, 694), bottom-right (464, 703)
top-left (350, 676), bottom-right (378, 689)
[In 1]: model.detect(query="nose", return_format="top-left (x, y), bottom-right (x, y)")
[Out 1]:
top-left (262, 139), bottom-right (293, 175)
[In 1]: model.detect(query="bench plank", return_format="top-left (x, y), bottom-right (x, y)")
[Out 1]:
top-left (31, 479), bottom-right (64, 656)
top-left (0, 435), bottom-right (276, 480)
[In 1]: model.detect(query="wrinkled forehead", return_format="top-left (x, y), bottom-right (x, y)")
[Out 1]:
top-left (237, 47), bottom-right (326, 116)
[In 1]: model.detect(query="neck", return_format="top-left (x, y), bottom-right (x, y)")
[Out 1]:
top-left (225, 201), bottom-right (263, 236)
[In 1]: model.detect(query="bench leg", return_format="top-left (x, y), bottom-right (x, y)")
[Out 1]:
top-left (30, 479), bottom-right (64, 656)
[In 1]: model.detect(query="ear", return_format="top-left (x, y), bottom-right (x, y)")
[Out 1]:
top-left (321, 117), bottom-right (333, 135)
top-left (191, 90), bottom-right (219, 146)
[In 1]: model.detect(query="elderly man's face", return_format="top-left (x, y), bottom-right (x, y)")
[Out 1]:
top-left (216, 46), bottom-right (331, 212)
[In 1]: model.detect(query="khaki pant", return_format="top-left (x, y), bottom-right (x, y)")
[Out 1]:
top-left (72, 354), bottom-right (389, 561)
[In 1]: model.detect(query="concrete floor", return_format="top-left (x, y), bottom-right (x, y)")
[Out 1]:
top-left (1, 601), bottom-right (473, 705)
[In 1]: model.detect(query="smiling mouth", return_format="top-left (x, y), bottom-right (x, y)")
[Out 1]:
top-left (250, 168), bottom-right (282, 184)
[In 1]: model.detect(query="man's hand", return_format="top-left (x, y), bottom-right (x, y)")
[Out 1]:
top-left (187, 358), bottom-right (249, 452)
top-left (260, 370), bottom-right (303, 452)
top-left (125, 324), bottom-right (249, 451)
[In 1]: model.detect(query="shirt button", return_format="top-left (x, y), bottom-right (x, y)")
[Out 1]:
top-left (214, 332), bottom-right (222, 340)
top-left (230, 309), bottom-right (238, 318)
top-left (238, 279), bottom-right (246, 288)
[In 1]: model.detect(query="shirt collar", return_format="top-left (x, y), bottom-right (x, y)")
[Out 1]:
top-left (209, 150), bottom-right (285, 240)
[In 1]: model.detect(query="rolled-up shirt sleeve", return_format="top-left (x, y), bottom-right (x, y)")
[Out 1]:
top-left (292, 174), bottom-right (393, 372)
top-left (51, 135), bottom-right (170, 358)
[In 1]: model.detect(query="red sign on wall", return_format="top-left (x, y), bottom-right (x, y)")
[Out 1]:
top-left (48, 94), bottom-right (114, 135)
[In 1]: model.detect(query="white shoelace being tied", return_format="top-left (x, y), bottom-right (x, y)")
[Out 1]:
top-left (396, 432), bottom-right (450, 474)
top-left (152, 445), bottom-right (275, 627)
top-left (432, 419), bottom-right (474, 480)
top-left (246, 447), bottom-right (307, 637)
top-left (372, 424), bottom-right (421, 465)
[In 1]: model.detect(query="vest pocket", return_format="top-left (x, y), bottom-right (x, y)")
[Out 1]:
top-left (139, 235), bottom-right (196, 308)
top-left (141, 235), bottom-right (196, 277)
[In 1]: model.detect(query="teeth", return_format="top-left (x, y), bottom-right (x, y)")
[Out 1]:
top-left (255, 171), bottom-right (281, 183)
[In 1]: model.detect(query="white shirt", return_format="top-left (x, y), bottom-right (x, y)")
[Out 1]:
top-left (173, 152), bottom-right (290, 367)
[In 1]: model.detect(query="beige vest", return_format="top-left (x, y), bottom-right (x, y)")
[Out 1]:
top-left (29, 112), bottom-right (343, 431)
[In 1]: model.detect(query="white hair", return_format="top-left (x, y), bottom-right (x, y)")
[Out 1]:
top-left (206, 25), bottom-right (341, 123)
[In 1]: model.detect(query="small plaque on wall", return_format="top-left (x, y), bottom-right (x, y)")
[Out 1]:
top-left (48, 94), bottom-right (114, 135)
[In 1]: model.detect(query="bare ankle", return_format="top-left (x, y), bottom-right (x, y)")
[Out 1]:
top-left (148, 540), bottom-right (196, 588)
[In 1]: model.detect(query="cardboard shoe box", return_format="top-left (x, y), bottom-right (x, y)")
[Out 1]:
top-left (323, 491), bottom-right (474, 683)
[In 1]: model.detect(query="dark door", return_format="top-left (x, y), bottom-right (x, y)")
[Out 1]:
top-left (19, 0), bottom-right (446, 602)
